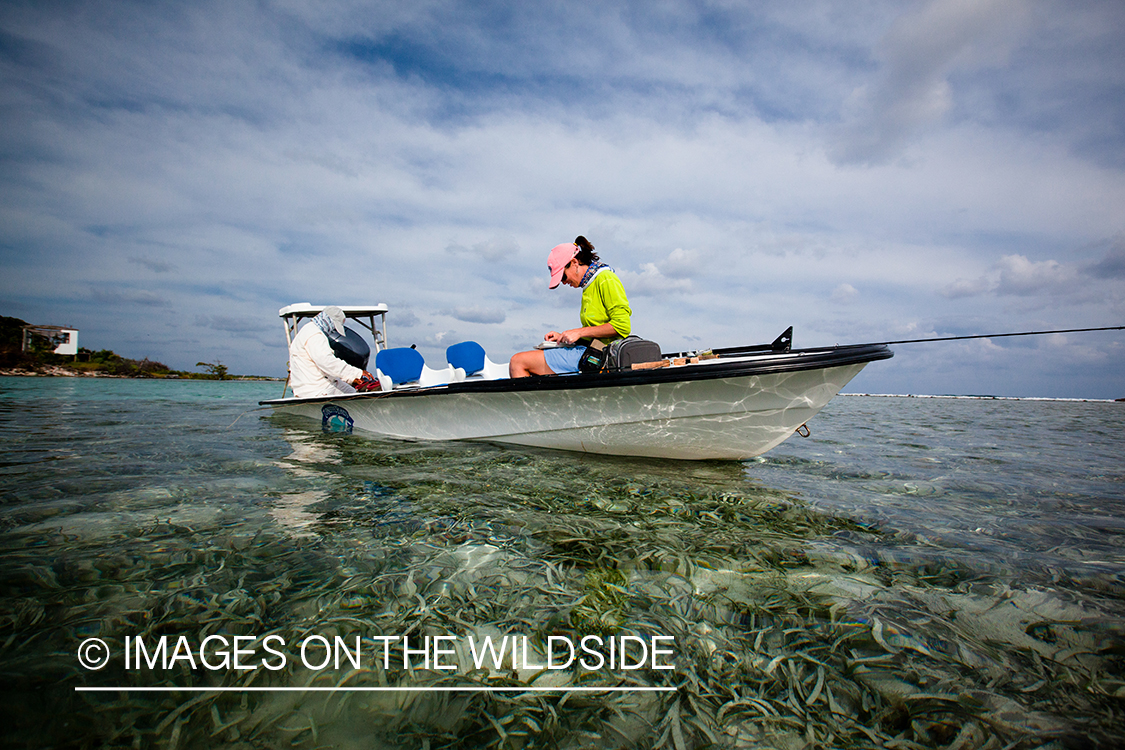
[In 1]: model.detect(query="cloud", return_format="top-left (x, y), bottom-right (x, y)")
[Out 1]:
top-left (993, 254), bottom-right (1080, 297)
top-left (129, 256), bottom-right (176, 273)
top-left (940, 253), bottom-right (1088, 301)
top-left (613, 248), bottom-right (702, 297)
top-left (657, 247), bottom-right (701, 277)
top-left (940, 276), bottom-right (993, 299)
top-left (196, 315), bottom-right (267, 334)
top-left (392, 309), bottom-right (421, 328)
top-left (89, 287), bottom-right (170, 307)
top-left (448, 306), bottom-right (506, 325)
top-left (1086, 236), bottom-right (1125, 279)
top-left (414, 330), bottom-right (455, 348)
top-left (618, 263), bottom-right (694, 297)
top-left (830, 283), bottom-right (858, 304)
top-left (832, 0), bottom-right (1029, 165)
top-left (446, 236), bottom-right (519, 261)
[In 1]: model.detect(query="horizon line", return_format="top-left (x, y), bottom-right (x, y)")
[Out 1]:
top-left (841, 393), bottom-right (1122, 402)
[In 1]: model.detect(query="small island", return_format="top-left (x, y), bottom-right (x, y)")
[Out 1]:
top-left (0, 314), bottom-right (278, 381)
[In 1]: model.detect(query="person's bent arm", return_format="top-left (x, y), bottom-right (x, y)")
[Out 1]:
top-left (306, 331), bottom-right (364, 384)
top-left (546, 322), bottom-right (620, 346)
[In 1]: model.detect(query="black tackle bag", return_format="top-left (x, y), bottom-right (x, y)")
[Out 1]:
top-left (608, 336), bottom-right (662, 371)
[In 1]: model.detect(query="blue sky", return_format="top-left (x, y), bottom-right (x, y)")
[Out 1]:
top-left (2, 0), bottom-right (1123, 397)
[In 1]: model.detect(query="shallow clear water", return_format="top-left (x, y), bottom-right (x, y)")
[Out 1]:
top-left (1, 377), bottom-right (1122, 749)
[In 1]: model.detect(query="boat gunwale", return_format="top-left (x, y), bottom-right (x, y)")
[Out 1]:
top-left (259, 343), bottom-right (892, 406)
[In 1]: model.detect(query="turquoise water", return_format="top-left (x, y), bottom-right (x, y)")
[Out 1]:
top-left (1, 377), bottom-right (1123, 748)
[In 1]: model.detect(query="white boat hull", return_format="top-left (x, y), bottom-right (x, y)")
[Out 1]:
top-left (265, 360), bottom-right (871, 460)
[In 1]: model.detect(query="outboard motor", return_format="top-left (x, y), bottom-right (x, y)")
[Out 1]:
top-left (328, 327), bottom-right (370, 370)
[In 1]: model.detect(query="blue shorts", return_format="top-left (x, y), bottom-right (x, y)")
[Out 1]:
top-left (543, 345), bottom-right (584, 374)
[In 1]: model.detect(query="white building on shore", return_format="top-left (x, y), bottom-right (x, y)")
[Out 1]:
top-left (22, 325), bottom-right (79, 356)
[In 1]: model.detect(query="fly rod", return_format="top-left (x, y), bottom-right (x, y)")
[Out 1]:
top-left (707, 325), bottom-right (1124, 358)
top-left (871, 325), bottom-right (1125, 346)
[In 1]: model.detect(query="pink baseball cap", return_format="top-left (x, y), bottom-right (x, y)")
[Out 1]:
top-left (547, 242), bottom-right (579, 289)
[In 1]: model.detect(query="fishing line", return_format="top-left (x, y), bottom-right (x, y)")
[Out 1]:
top-left (226, 405), bottom-right (273, 428)
top-left (870, 325), bottom-right (1125, 347)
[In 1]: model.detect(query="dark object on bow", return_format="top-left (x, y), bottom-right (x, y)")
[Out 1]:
top-left (328, 327), bottom-right (371, 370)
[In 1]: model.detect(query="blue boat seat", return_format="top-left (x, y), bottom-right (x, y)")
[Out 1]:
top-left (375, 347), bottom-right (460, 390)
top-left (446, 341), bottom-right (485, 375)
top-left (445, 341), bottom-right (509, 380)
top-left (375, 347), bottom-right (423, 385)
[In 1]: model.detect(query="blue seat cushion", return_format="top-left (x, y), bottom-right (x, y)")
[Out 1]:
top-left (375, 347), bottom-right (424, 385)
top-left (446, 341), bottom-right (486, 376)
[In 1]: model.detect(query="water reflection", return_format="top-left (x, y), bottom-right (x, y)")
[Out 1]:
top-left (267, 430), bottom-right (341, 538)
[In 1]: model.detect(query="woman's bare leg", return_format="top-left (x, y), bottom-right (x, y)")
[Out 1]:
top-left (509, 349), bottom-right (554, 377)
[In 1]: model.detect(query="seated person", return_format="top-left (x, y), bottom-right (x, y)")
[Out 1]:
top-left (510, 236), bottom-right (631, 377)
top-left (289, 306), bottom-right (376, 397)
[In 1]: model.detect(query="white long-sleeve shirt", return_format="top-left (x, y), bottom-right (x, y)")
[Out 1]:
top-left (288, 322), bottom-right (364, 398)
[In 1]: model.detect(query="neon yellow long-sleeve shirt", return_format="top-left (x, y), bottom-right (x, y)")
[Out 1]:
top-left (579, 269), bottom-right (631, 344)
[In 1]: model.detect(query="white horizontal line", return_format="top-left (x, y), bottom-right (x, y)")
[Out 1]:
top-left (75, 686), bottom-right (675, 693)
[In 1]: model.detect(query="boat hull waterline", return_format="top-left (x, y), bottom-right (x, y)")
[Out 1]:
top-left (263, 346), bottom-right (889, 460)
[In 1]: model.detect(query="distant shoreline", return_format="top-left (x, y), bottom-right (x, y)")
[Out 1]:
top-left (843, 392), bottom-right (1124, 403)
top-left (0, 366), bottom-right (281, 381)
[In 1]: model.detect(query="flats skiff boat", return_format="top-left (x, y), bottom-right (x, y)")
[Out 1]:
top-left (260, 303), bottom-right (893, 461)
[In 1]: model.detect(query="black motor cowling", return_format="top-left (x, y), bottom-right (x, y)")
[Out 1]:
top-left (328, 327), bottom-right (370, 370)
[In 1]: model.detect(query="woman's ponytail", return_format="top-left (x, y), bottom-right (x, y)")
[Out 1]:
top-left (573, 235), bottom-right (600, 265)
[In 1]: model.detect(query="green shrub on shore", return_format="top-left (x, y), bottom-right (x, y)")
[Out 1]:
top-left (1, 314), bottom-right (273, 379)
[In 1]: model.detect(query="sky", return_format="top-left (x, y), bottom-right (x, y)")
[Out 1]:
top-left (1, 0), bottom-right (1123, 397)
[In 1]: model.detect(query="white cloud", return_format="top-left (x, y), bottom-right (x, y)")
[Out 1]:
top-left (940, 252), bottom-right (1115, 305)
top-left (617, 263), bottom-right (694, 297)
top-left (448, 306), bottom-right (506, 325)
top-left (830, 283), bottom-right (859, 304)
top-left (940, 276), bottom-right (993, 299)
top-left (446, 236), bottom-right (520, 262)
top-left (657, 247), bottom-right (701, 277)
top-left (832, 0), bottom-right (1030, 165)
top-left (993, 254), bottom-right (1081, 297)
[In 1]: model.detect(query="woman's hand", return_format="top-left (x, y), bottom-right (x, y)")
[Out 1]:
top-left (546, 329), bottom-right (584, 346)
top-left (545, 330), bottom-right (578, 345)
top-left (546, 324), bottom-right (618, 346)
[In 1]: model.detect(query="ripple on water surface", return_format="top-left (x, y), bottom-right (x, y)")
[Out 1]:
top-left (0, 377), bottom-right (1123, 748)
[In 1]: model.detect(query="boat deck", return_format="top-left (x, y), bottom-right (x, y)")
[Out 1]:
top-left (260, 343), bottom-right (892, 406)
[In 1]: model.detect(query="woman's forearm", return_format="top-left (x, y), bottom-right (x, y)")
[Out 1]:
top-left (548, 322), bottom-right (620, 345)
top-left (577, 323), bottom-right (620, 340)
